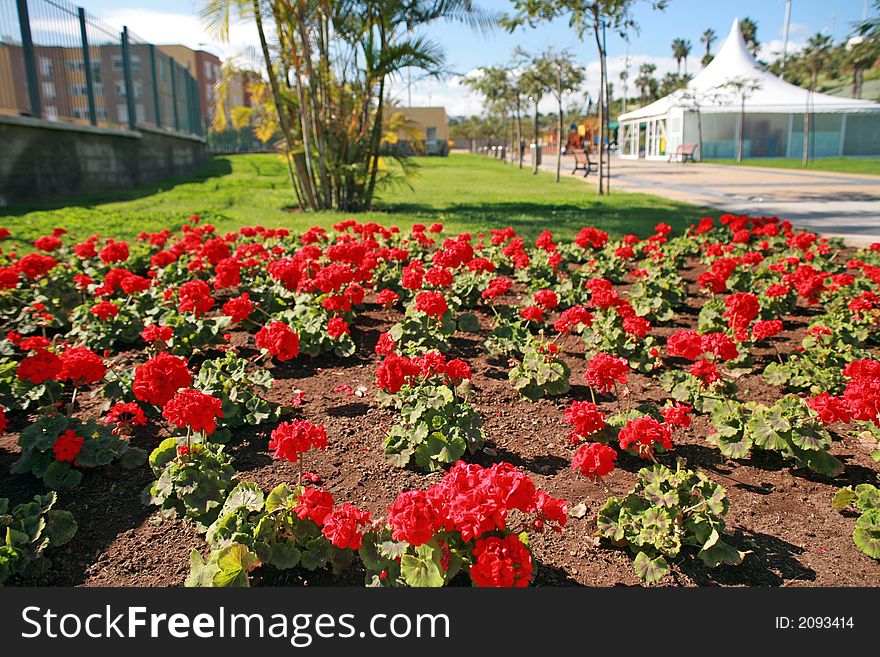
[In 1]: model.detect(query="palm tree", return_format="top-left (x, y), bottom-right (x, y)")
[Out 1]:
top-left (518, 58), bottom-right (552, 175)
top-left (701, 28), bottom-right (716, 67)
top-left (672, 38), bottom-right (692, 74)
top-left (847, 39), bottom-right (877, 99)
top-left (740, 17), bottom-right (760, 57)
top-left (635, 62), bottom-right (657, 103)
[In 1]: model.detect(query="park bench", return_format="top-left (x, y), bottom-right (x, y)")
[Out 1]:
top-left (572, 150), bottom-right (598, 177)
top-left (668, 143), bottom-right (698, 163)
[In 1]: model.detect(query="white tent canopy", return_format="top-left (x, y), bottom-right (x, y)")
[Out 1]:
top-left (618, 18), bottom-right (880, 160)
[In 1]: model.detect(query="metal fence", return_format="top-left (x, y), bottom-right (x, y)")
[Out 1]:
top-left (0, 0), bottom-right (203, 136)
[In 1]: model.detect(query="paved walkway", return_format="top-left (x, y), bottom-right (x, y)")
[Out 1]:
top-left (527, 153), bottom-right (880, 246)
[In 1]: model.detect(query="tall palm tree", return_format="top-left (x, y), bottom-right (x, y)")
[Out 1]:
top-left (740, 17), bottom-right (760, 57)
top-left (672, 38), bottom-right (691, 75)
top-left (701, 28), bottom-right (716, 67)
top-left (635, 62), bottom-right (657, 103)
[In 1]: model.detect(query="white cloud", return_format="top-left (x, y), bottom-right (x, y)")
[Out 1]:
top-left (99, 8), bottom-right (260, 60)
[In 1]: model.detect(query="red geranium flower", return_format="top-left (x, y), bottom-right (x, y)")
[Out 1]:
top-left (414, 291), bottom-right (448, 318)
top-left (584, 352), bottom-right (629, 393)
top-left (327, 317), bottom-right (350, 339)
top-left (269, 419), bottom-right (328, 463)
top-left (387, 489), bottom-right (442, 547)
top-left (321, 503), bottom-right (371, 550)
top-left (470, 535), bottom-right (533, 588)
top-left (53, 429), bottom-right (84, 462)
top-left (162, 388), bottom-right (224, 435)
top-left (618, 416), bottom-right (672, 459)
top-left (295, 487), bottom-right (335, 525)
top-left (103, 401), bottom-right (148, 434)
top-left (132, 352), bottom-right (191, 406)
top-left (222, 293), bottom-right (253, 323)
top-left (17, 349), bottom-right (61, 384)
top-left (572, 442), bottom-right (617, 479)
top-left (255, 322), bottom-right (300, 361)
top-left (564, 400), bottom-right (606, 443)
top-left (141, 324), bottom-right (173, 343)
top-left (519, 305), bottom-right (544, 323)
top-left (58, 346), bottom-right (106, 384)
top-left (177, 279), bottom-right (215, 316)
top-left (752, 319), bottom-right (783, 342)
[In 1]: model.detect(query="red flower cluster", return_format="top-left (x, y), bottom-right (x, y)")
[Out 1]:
top-left (58, 346), bottom-right (106, 384)
top-left (53, 429), bottom-right (84, 462)
top-left (222, 293), bottom-right (253, 322)
top-left (295, 487), bottom-right (335, 525)
top-left (564, 400), bottom-right (606, 443)
top-left (322, 503), bottom-right (372, 550)
top-left (571, 442), bottom-right (617, 479)
top-left (162, 388), bottom-right (224, 435)
top-left (141, 324), bottom-right (173, 343)
top-left (387, 489), bottom-right (442, 546)
top-left (414, 291), bottom-right (448, 318)
top-left (618, 416), bottom-right (673, 459)
top-left (269, 419), bottom-right (328, 463)
top-left (470, 534), bottom-right (533, 588)
top-left (103, 401), bottom-right (148, 434)
top-left (554, 305), bottom-right (593, 333)
top-left (667, 330), bottom-right (738, 361)
top-left (177, 279), bottom-right (215, 317)
top-left (584, 352), bottom-right (629, 393)
top-left (481, 277), bottom-right (512, 301)
top-left (133, 352), bottom-right (191, 406)
top-left (375, 351), bottom-right (471, 393)
top-left (327, 317), bottom-right (350, 339)
top-left (752, 319), bottom-right (783, 342)
top-left (723, 292), bottom-right (760, 341)
top-left (255, 322), bottom-right (300, 361)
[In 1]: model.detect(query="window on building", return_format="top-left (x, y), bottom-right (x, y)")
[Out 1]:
top-left (112, 55), bottom-right (124, 72)
top-left (426, 127), bottom-right (437, 141)
top-left (134, 81), bottom-right (143, 99)
top-left (116, 104), bottom-right (128, 123)
top-left (204, 61), bottom-right (212, 80)
top-left (41, 81), bottom-right (56, 100)
top-left (39, 57), bottom-right (53, 76)
top-left (45, 105), bottom-right (58, 120)
top-left (136, 103), bottom-right (145, 122)
top-left (114, 80), bottom-right (126, 97)
top-left (131, 55), bottom-right (141, 72)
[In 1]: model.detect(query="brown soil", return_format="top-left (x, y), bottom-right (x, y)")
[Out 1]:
top-left (1, 255), bottom-right (878, 587)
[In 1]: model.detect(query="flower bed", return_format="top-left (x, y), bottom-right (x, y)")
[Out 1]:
top-left (0, 215), bottom-right (878, 586)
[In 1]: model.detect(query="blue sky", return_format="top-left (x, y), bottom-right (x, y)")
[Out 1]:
top-left (82, 0), bottom-right (873, 115)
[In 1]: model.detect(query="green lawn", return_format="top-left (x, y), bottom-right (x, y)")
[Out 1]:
top-left (703, 157), bottom-right (880, 176)
top-left (0, 153), bottom-right (709, 248)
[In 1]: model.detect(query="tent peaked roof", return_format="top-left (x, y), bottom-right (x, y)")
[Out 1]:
top-left (619, 18), bottom-right (880, 122)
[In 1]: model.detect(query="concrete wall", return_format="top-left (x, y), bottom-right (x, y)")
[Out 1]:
top-left (0, 114), bottom-right (206, 206)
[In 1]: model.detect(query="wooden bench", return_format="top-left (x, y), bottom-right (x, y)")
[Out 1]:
top-left (572, 150), bottom-right (598, 177)
top-left (668, 143), bottom-right (698, 163)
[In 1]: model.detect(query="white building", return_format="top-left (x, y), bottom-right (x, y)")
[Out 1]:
top-left (618, 18), bottom-right (880, 161)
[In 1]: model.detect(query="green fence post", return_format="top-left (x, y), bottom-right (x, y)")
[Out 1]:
top-left (193, 74), bottom-right (203, 136)
top-left (15, 0), bottom-right (41, 118)
top-left (149, 44), bottom-right (160, 128)
top-left (170, 58), bottom-right (180, 131)
top-left (120, 27), bottom-right (136, 130)
top-left (77, 8), bottom-right (97, 126)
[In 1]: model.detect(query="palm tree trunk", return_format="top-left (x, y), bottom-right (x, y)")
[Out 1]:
top-left (251, 0), bottom-right (302, 207)
top-left (515, 95), bottom-right (523, 169)
top-left (556, 95), bottom-right (562, 182)
top-left (533, 101), bottom-right (540, 175)
top-left (593, 16), bottom-right (605, 195)
top-left (737, 97), bottom-right (745, 162)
